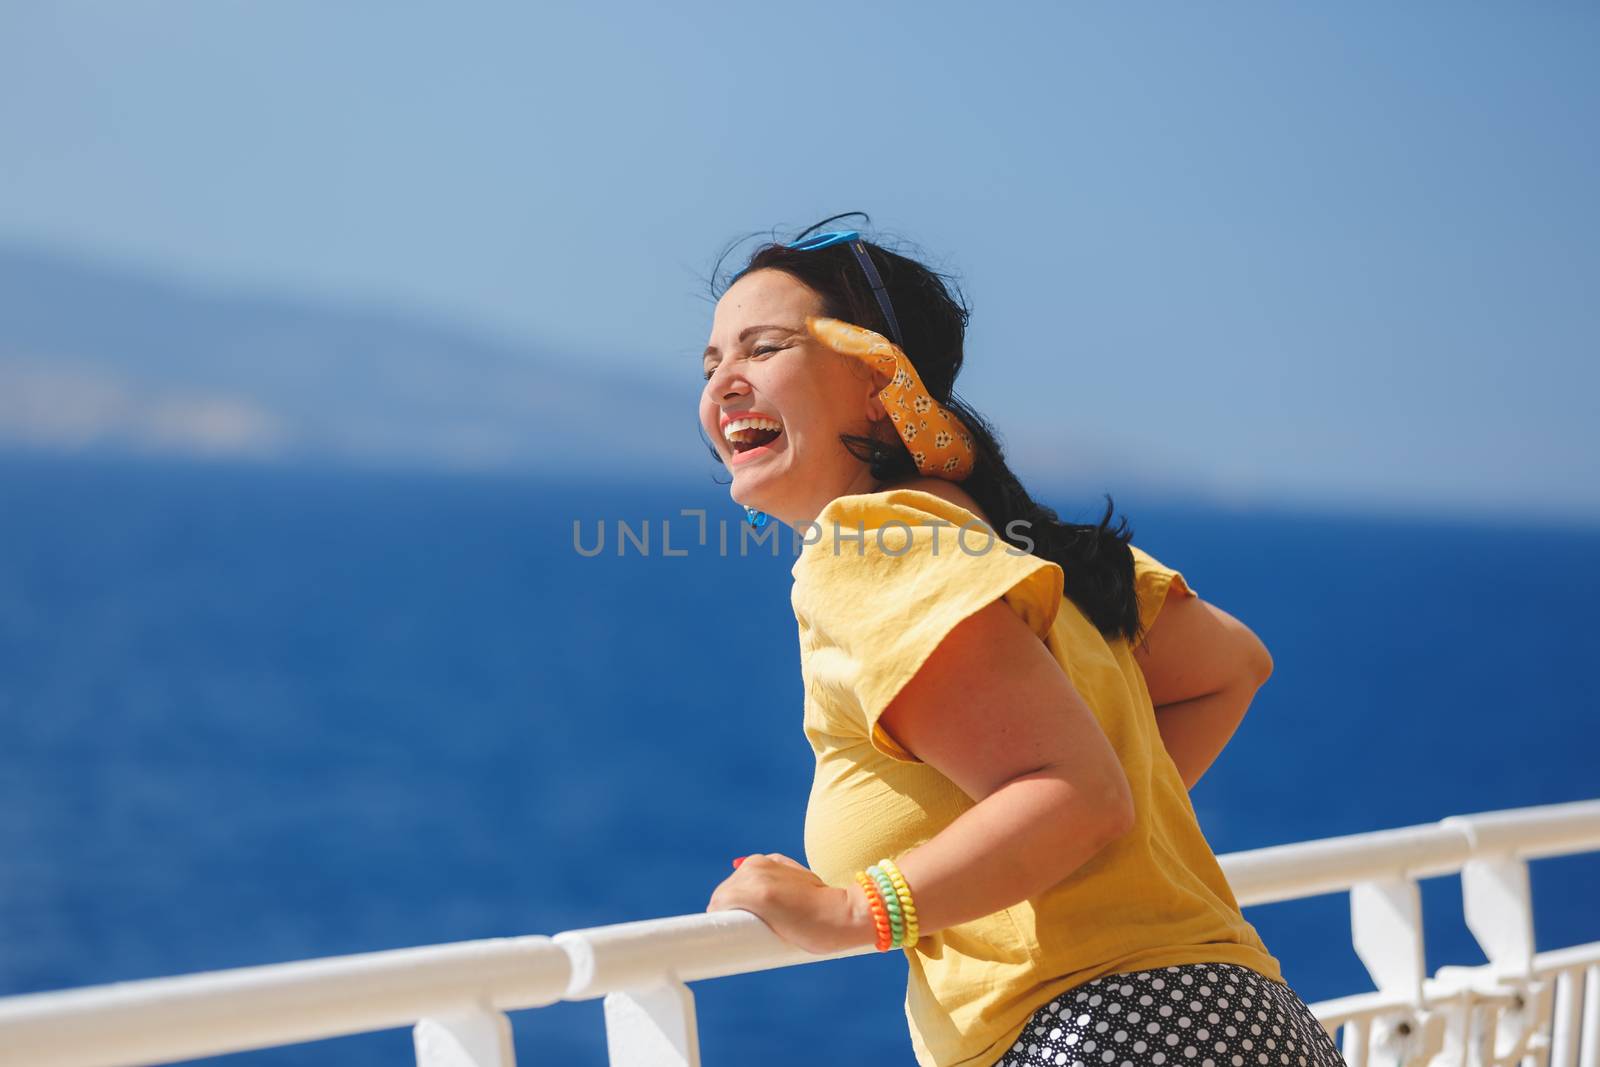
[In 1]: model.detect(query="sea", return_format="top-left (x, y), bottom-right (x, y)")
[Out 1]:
top-left (1, 452), bottom-right (1595, 1066)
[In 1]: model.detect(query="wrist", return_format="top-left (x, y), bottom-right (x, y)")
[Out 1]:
top-left (841, 881), bottom-right (878, 948)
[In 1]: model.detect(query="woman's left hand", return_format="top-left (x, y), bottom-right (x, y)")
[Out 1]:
top-left (705, 852), bottom-right (873, 955)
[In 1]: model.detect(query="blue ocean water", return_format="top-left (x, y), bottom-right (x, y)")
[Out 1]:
top-left (0, 453), bottom-right (1595, 1066)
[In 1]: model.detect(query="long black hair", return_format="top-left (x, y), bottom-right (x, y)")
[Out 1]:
top-left (704, 212), bottom-right (1146, 647)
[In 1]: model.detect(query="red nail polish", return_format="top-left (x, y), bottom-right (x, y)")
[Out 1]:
top-left (732, 856), bottom-right (747, 868)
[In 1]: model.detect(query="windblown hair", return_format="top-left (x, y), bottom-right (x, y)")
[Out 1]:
top-left (706, 212), bottom-right (1146, 646)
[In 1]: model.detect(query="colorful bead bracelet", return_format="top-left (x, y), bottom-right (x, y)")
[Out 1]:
top-left (854, 857), bottom-right (920, 951)
top-left (879, 857), bottom-right (920, 947)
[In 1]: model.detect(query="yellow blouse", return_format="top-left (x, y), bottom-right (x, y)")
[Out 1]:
top-left (790, 489), bottom-right (1282, 1067)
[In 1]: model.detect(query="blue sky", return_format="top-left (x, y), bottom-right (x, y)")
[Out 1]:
top-left (2, 2), bottom-right (1596, 523)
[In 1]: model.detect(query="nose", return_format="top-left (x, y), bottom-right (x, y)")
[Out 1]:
top-left (705, 357), bottom-right (749, 403)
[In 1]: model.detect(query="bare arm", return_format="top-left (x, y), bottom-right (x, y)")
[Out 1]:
top-left (1131, 591), bottom-right (1274, 789)
top-left (844, 597), bottom-right (1137, 940)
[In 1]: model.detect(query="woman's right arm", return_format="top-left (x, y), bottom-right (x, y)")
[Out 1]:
top-left (1130, 593), bottom-right (1274, 789)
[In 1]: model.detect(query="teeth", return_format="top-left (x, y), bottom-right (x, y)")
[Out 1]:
top-left (722, 416), bottom-right (782, 443)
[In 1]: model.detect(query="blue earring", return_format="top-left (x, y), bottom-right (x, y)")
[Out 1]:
top-left (743, 505), bottom-right (769, 529)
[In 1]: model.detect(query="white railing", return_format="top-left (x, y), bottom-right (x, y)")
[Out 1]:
top-left (1, 798), bottom-right (1597, 1067)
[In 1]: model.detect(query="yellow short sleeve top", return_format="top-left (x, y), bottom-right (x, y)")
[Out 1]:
top-left (790, 489), bottom-right (1283, 1067)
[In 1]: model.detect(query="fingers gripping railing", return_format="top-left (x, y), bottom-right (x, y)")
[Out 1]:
top-left (0, 800), bottom-right (1596, 1067)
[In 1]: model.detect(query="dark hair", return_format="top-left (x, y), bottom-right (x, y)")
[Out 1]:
top-left (705, 212), bottom-right (1146, 646)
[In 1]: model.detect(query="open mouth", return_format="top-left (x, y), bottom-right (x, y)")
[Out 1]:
top-left (724, 416), bottom-right (784, 457)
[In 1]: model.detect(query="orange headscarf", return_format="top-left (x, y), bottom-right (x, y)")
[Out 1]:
top-left (805, 315), bottom-right (975, 481)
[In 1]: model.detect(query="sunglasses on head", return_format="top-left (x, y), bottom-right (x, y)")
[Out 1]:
top-left (784, 230), bottom-right (905, 349)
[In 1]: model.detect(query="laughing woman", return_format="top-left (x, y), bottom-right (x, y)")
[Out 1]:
top-left (700, 215), bottom-right (1346, 1067)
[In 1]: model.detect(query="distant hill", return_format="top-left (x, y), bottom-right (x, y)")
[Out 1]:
top-left (0, 240), bottom-right (1226, 516)
top-left (0, 242), bottom-right (707, 476)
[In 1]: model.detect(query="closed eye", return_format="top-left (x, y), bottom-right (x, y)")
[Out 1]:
top-left (702, 345), bottom-right (786, 381)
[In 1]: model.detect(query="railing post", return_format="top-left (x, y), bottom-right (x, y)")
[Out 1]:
top-left (1457, 851), bottom-right (1550, 1067)
top-left (1350, 878), bottom-right (1428, 1067)
top-left (1473, 990), bottom-right (1499, 1067)
top-left (1550, 968), bottom-right (1587, 1067)
top-left (1579, 966), bottom-right (1600, 1067)
top-left (603, 980), bottom-right (700, 1067)
top-left (1461, 855), bottom-right (1536, 980)
top-left (414, 1006), bottom-right (516, 1067)
top-left (1342, 1017), bottom-right (1371, 1067)
top-left (1352, 878), bottom-right (1427, 1004)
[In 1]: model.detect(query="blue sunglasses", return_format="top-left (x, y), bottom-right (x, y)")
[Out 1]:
top-left (784, 230), bottom-right (905, 348)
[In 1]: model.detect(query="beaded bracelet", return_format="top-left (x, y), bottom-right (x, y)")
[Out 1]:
top-left (867, 865), bottom-right (904, 947)
top-left (852, 869), bottom-right (894, 951)
top-left (878, 857), bottom-right (920, 948)
top-left (853, 857), bottom-right (920, 951)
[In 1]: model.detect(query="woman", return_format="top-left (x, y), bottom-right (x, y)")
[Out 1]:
top-left (701, 214), bottom-right (1345, 1067)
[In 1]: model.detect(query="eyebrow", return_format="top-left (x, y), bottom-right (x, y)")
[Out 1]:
top-left (703, 324), bottom-right (799, 359)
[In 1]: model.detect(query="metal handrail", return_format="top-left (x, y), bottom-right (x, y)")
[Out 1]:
top-left (1, 798), bottom-right (1597, 1067)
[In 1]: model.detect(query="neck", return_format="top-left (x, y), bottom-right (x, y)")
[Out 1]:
top-left (774, 466), bottom-right (884, 537)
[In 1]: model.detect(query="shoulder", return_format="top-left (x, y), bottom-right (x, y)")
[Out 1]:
top-left (793, 482), bottom-right (1064, 642)
top-left (1126, 543), bottom-right (1199, 640)
top-left (877, 477), bottom-right (990, 524)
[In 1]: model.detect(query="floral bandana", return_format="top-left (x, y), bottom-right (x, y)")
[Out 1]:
top-left (804, 315), bottom-right (976, 481)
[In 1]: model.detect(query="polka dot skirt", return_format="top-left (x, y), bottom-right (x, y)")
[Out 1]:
top-left (993, 963), bottom-right (1346, 1067)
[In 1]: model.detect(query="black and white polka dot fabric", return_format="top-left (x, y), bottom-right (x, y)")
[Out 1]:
top-left (994, 963), bottom-right (1346, 1067)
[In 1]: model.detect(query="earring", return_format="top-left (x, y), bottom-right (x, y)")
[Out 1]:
top-left (743, 505), bottom-right (769, 529)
